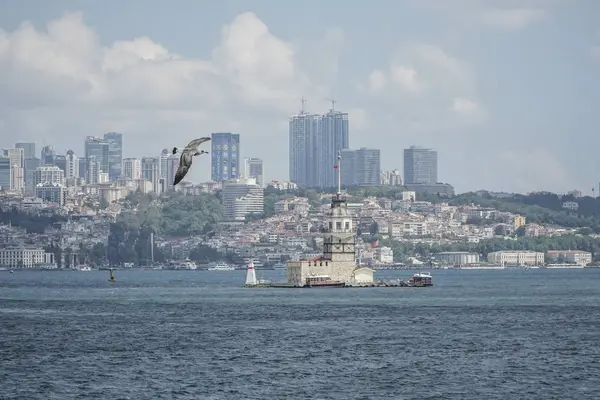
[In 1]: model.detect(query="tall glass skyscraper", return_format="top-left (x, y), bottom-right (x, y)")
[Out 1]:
top-left (15, 142), bottom-right (36, 159)
top-left (289, 107), bottom-right (349, 189)
top-left (341, 148), bottom-right (381, 187)
top-left (211, 133), bottom-right (240, 182)
top-left (403, 146), bottom-right (438, 185)
top-left (84, 136), bottom-right (109, 175)
top-left (104, 132), bottom-right (123, 181)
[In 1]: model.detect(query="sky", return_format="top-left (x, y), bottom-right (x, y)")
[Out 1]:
top-left (0, 0), bottom-right (599, 194)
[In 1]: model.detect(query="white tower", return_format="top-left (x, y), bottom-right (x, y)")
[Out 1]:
top-left (323, 151), bottom-right (356, 263)
top-left (245, 262), bottom-right (257, 285)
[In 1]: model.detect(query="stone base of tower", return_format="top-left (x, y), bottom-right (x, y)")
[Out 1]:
top-left (286, 257), bottom-right (375, 287)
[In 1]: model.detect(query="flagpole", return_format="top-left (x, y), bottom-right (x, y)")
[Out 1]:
top-left (337, 150), bottom-right (341, 197)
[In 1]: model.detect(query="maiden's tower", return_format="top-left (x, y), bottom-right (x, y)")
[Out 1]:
top-left (286, 152), bottom-right (375, 286)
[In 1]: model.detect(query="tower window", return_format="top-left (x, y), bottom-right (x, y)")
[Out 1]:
top-left (329, 222), bottom-right (332, 230)
top-left (336, 222), bottom-right (341, 230)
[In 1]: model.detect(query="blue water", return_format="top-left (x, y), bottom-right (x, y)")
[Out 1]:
top-left (1, 268), bottom-right (600, 399)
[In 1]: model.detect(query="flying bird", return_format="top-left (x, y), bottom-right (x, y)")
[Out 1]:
top-left (173, 137), bottom-right (211, 186)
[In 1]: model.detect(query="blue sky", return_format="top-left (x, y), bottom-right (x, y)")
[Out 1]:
top-left (1, 0), bottom-right (599, 193)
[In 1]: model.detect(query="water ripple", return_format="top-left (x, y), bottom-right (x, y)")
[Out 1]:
top-left (2, 269), bottom-right (600, 399)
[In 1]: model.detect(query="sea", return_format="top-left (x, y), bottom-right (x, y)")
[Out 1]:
top-left (1, 268), bottom-right (600, 400)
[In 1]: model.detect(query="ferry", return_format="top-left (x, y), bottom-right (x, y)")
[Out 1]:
top-left (208, 263), bottom-right (236, 271)
top-left (304, 275), bottom-right (345, 288)
top-left (409, 272), bottom-right (433, 287)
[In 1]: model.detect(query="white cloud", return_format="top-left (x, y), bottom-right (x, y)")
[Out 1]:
top-left (361, 43), bottom-right (484, 127)
top-left (450, 97), bottom-right (485, 121)
top-left (411, 0), bottom-right (554, 31)
top-left (367, 70), bottom-right (387, 93)
top-left (390, 66), bottom-right (421, 94)
top-left (478, 8), bottom-right (548, 30)
top-left (0, 12), bottom-right (343, 182)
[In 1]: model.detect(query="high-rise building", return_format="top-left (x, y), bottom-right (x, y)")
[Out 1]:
top-left (84, 136), bottom-right (109, 174)
top-left (65, 150), bottom-right (79, 179)
top-left (341, 148), bottom-right (381, 187)
top-left (403, 146), bottom-right (438, 185)
top-left (24, 158), bottom-right (40, 195)
top-left (0, 157), bottom-right (12, 190)
top-left (104, 132), bottom-right (123, 181)
top-left (15, 142), bottom-right (35, 159)
top-left (34, 165), bottom-right (64, 185)
top-left (11, 165), bottom-right (24, 193)
top-left (211, 132), bottom-right (240, 181)
top-left (86, 156), bottom-right (100, 185)
top-left (222, 178), bottom-right (264, 221)
top-left (141, 156), bottom-right (161, 193)
top-left (289, 104), bottom-right (349, 188)
top-left (54, 155), bottom-right (67, 175)
top-left (78, 158), bottom-right (87, 180)
top-left (160, 149), bottom-right (170, 179)
top-left (2, 148), bottom-right (24, 169)
top-left (166, 154), bottom-right (180, 192)
top-left (123, 158), bottom-right (142, 180)
top-left (40, 145), bottom-right (55, 165)
top-left (243, 157), bottom-right (264, 188)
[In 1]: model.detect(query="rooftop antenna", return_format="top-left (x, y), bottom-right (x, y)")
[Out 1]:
top-left (328, 97), bottom-right (337, 112)
top-left (300, 97), bottom-right (307, 114)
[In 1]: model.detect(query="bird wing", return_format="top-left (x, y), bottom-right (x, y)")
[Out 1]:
top-left (184, 137), bottom-right (211, 150)
top-left (173, 165), bottom-right (189, 186)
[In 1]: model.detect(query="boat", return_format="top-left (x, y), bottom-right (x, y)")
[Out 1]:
top-left (208, 263), bottom-right (236, 271)
top-left (304, 275), bottom-right (345, 288)
top-left (410, 272), bottom-right (433, 287)
top-left (273, 263), bottom-right (287, 270)
top-left (108, 268), bottom-right (116, 283)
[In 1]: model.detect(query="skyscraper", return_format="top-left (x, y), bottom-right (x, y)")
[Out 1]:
top-left (166, 154), bottom-right (180, 191)
top-left (289, 104), bottom-right (349, 188)
top-left (341, 148), bottom-right (381, 187)
top-left (104, 132), bottom-right (123, 181)
top-left (141, 156), bottom-right (161, 193)
top-left (86, 156), bottom-right (100, 184)
top-left (15, 142), bottom-right (35, 159)
top-left (123, 158), bottom-right (142, 180)
top-left (2, 148), bottom-right (24, 169)
top-left (160, 148), bottom-right (170, 179)
top-left (54, 155), bottom-right (67, 175)
top-left (40, 145), bottom-right (55, 165)
top-left (403, 146), bottom-right (438, 185)
top-left (65, 150), bottom-right (79, 180)
top-left (0, 156), bottom-right (12, 190)
top-left (244, 157), bottom-right (264, 187)
top-left (211, 132), bottom-right (240, 182)
top-left (84, 136), bottom-right (109, 175)
top-left (24, 158), bottom-right (40, 195)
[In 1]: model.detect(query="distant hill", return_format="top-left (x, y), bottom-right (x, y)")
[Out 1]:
top-left (449, 191), bottom-right (600, 232)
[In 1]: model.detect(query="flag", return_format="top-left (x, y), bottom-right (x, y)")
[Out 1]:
top-left (333, 163), bottom-right (338, 169)
top-left (373, 240), bottom-right (379, 248)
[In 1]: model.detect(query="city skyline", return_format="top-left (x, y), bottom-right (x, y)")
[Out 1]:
top-left (1, 2), bottom-right (599, 193)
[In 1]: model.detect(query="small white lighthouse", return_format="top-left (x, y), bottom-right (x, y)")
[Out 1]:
top-left (245, 262), bottom-right (257, 286)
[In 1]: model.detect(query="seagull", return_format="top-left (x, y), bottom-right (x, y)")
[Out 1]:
top-left (172, 137), bottom-right (211, 186)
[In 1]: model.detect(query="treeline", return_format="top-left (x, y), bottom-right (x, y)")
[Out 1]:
top-left (449, 191), bottom-right (600, 232)
top-left (106, 192), bottom-right (222, 265)
top-left (0, 207), bottom-right (66, 233)
top-left (380, 234), bottom-right (600, 262)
